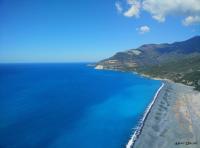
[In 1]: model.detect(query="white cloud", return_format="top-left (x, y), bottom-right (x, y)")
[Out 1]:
top-left (142, 0), bottom-right (200, 24)
top-left (183, 15), bottom-right (200, 26)
top-left (127, 0), bottom-right (137, 5)
top-left (137, 25), bottom-right (150, 34)
top-left (115, 0), bottom-right (200, 26)
top-left (123, 1), bottom-right (140, 17)
top-left (115, 2), bottom-right (123, 13)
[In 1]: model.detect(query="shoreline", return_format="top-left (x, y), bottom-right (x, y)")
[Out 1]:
top-left (126, 82), bottom-right (165, 148)
top-left (94, 66), bottom-right (200, 148)
top-left (94, 66), bottom-right (167, 148)
top-left (133, 81), bottom-right (200, 148)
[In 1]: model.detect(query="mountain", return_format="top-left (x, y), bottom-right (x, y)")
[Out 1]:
top-left (96, 36), bottom-right (200, 90)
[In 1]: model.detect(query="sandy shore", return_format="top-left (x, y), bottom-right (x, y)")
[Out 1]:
top-left (133, 81), bottom-right (200, 148)
top-left (126, 83), bottom-right (165, 148)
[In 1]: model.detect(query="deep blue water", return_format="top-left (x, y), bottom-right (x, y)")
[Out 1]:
top-left (0, 63), bottom-right (161, 148)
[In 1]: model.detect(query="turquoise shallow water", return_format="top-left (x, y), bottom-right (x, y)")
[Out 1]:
top-left (0, 63), bottom-right (161, 148)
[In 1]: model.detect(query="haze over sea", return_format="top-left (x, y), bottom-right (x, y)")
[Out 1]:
top-left (0, 63), bottom-right (161, 148)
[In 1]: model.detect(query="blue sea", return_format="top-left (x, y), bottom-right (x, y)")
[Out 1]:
top-left (0, 63), bottom-right (161, 148)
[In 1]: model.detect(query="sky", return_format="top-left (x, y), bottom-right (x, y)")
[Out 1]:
top-left (0, 0), bottom-right (200, 63)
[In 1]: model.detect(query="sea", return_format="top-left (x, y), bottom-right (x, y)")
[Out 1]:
top-left (0, 63), bottom-right (161, 148)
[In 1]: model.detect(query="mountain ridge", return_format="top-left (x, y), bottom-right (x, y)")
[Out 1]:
top-left (96, 36), bottom-right (200, 90)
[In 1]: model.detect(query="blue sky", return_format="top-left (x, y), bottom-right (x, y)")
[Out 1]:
top-left (0, 0), bottom-right (200, 63)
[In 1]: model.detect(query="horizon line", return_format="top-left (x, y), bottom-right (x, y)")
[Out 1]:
top-left (0, 61), bottom-right (97, 64)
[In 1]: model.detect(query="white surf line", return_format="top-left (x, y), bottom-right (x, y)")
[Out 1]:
top-left (126, 82), bottom-right (165, 148)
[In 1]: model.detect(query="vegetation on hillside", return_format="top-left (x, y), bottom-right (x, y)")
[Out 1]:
top-left (97, 36), bottom-right (200, 91)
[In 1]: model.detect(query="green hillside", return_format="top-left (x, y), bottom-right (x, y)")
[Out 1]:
top-left (96, 36), bottom-right (200, 91)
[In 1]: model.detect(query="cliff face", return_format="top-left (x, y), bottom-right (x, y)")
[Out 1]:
top-left (96, 36), bottom-right (200, 90)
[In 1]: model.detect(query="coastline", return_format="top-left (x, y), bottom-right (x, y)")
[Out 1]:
top-left (94, 66), bottom-right (200, 148)
top-left (126, 82), bottom-right (165, 148)
top-left (133, 81), bottom-right (200, 148)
